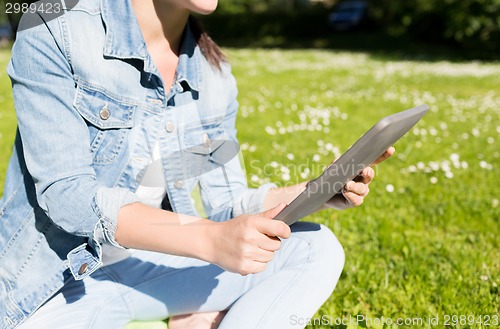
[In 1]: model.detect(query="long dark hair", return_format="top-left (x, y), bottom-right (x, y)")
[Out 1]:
top-left (188, 15), bottom-right (226, 70)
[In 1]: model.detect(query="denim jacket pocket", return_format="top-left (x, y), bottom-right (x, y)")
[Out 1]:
top-left (73, 82), bottom-right (136, 165)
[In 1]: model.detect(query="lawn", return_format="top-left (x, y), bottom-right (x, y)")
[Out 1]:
top-left (1, 47), bottom-right (498, 328)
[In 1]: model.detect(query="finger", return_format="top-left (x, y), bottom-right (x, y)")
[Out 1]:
top-left (253, 249), bottom-right (275, 263)
top-left (249, 262), bottom-right (267, 274)
top-left (239, 261), bottom-right (267, 276)
top-left (258, 235), bottom-right (282, 252)
top-left (371, 147), bottom-right (395, 166)
top-left (353, 167), bottom-right (375, 184)
top-left (342, 191), bottom-right (364, 207)
top-left (343, 181), bottom-right (369, 197)
top-left (256, 219), bottom-right (291, 239)
top-left (260, 203), bottom-right (287, 219)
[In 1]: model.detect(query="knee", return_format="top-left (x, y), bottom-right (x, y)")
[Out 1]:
top-left (313, 224), bottom-right (345, 277)
top-left (313, 224), bottom-right (345, 299)
top-left (292, 222), bottom-right (345, 289)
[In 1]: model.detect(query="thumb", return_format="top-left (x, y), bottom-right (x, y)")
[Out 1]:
top-left (260, 203), bottom-right (287, 219)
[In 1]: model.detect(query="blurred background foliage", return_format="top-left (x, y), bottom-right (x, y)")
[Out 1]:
top-left (368, 0), bottom-right (500, 53)
top-left (0, 0), bottom-right (498, 59)
top-left (204, 0), bottom-right (500, 60)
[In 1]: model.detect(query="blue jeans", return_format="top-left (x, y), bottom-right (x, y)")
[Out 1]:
top-left (18, 223), bottom-right (344, 329)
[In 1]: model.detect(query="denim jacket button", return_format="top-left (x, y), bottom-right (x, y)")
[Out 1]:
top-left (174, 180), bottom-right (184, 189)
top-left (165, 121), bottom-right (175, 133)
top-left (99, 103), bottom-right (110, 120)
top-left (147, 98), bottom-right (163, 106)
top-left (202, 133), bottom-right (210, 147)
top-left (78, 263), bottom-right (89, 275)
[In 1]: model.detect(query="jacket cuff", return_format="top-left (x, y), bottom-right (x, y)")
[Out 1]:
top-left (67, 187), bottom-right (140, 280)
top-left (92, 187), bottom-right (141, 248)
top-left (232, 183), bottom-right (277, 217)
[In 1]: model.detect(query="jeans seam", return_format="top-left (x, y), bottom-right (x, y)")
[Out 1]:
top-left (95, 266), bottom-right (137, 322)
top-left (255, 235), bottom-right (313, 329)
top-left (85, 292), bottom-right (133, 329)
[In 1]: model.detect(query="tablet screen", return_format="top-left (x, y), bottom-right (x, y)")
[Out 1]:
top-left (273, 104), bottom-right (429, 225)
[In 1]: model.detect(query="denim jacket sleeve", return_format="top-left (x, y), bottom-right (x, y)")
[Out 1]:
top-left (204, 65), bottom-right (276, 221)
top-left (7, 16), bottom-right (139, 277)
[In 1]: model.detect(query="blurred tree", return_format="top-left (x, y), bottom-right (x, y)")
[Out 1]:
top-left (0, 6), bottom-right (8, 25)
top-left (368, 0), bottom-right (500, 52)
top-left (218, 0), bottom-right (318, 12)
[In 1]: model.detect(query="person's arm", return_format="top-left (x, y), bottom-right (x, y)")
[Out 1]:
top-left (263, 147), bottom-right (395, 211)
top-left (116, 202), bottom-right (290, 275)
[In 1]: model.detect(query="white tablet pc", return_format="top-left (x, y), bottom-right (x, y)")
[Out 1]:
top-left (273, 104), bottom-right (429, 225)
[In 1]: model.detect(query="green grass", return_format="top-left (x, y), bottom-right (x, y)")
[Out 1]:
top-left (0, 49), bottom-right (16, 181)
top-left (1, 47), bottom-right (498, 328)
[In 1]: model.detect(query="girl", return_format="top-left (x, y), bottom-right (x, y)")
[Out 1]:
top-left (0, 0), bottom-right (392, 328)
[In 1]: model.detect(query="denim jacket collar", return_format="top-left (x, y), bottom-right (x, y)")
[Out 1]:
top-left (101, 0), bottom-right (148, 61)
top-left (176, 26), bottom-right (202, 92)
top-left (100, 0), bottom-right (201, 91)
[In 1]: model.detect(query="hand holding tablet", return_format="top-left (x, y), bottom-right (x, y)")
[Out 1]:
top-left (274, 104), bottom-right (430, 225)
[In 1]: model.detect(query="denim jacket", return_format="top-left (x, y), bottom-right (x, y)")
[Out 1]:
top-left (0, 0), bottom-right (274, 327)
